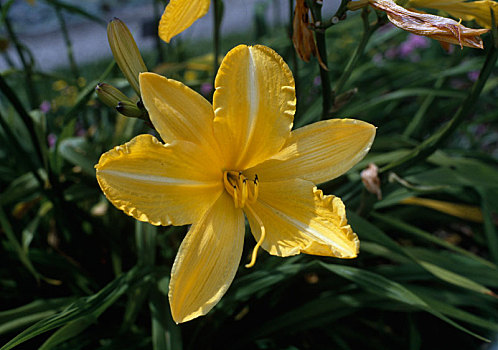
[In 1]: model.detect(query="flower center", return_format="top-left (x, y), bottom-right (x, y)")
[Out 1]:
top-left (223, 170), bottom-right (259, 209)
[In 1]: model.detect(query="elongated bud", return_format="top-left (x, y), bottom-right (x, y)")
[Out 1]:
top-left (116, 100), bottom-right (145, 118)
top-left (107, 18), bottom-right (147, 95)
top-left (95, 83), bottom-right (132, 108)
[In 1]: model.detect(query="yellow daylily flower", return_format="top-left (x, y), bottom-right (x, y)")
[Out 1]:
top-left (95, 45), bottom-right (376, 323)
top-left (159, 0), bottom-right (210, 43)
top-left (407, 0), bottom-right (498, 29)
top-left (368, 0), bottom-right (489, 48)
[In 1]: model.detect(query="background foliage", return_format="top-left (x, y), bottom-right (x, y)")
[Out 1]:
top-left (1, 0), bottom-right (497, 349)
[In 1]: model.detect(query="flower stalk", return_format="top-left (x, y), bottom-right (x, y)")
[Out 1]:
top-left (55, 4), bottom-right (80, 81)
top-left (213, 0), bottom-right (224, 80)
top-left (333, 7), bottom-right (382, 99)
top-left (305, 0), bottom-right (332, 119)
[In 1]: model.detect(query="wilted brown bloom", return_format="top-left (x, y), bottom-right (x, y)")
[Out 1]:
top-left (361, 163), bottom-right (382, 200)
top-left (292, 0), bottom-right (327, 69)
top-left (369, 0), bottom-right (489, 49)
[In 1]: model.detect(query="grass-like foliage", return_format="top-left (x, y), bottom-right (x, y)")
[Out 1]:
top-left (1, 0), bottom-right (498, 349)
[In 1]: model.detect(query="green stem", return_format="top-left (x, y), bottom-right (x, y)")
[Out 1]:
top-left (55, 5), bottom-right (79, 81)
top-left (213, 0), bottom-right (223, 82)
top-left (153, 0), bottom-right (165, 66)
top-left (307, 0), bottom-right (332, 119)
top-left (334, 8), bottom-right (379, 97)
top-left (289, 0), bottom-right (300, 104)
top-left (402, 76), bottom-right (445, 138)
top-left (380, 43), bottom-right (498, 174)
top-left (0, 1), bottom-right (38, 109)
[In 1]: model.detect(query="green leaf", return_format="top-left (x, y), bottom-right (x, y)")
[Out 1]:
top-left (0, 267), bottom-right (149, 350)
top-left (0, 298), bottom-right (73, 335)
top-left (57, 137), bottom-right (97, 176)
top-left (351, 212), bottom-right (495, 294)
top-left (479, 189), bottom-right (498, 264)
top-left (148, 276), bottom-right (182, 350)
top-left (0, 172), bottom-right (40, 206)
top-left (341, 88), bottom-right (465, 116)
top-left (42, 0), bottom-right (106, 26)
top-left (319, 262), bottom-right (489, 342)
top-left (0, 205), bottom-right (42, 283)
top-left (38, 316), bottom-right (97, 350)
top-left (370, 212), bottom-right (496, 269)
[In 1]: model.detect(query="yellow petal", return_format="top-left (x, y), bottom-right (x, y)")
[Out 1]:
top-left (245, 119), bottom-right (375, 184)
top-left (245, 179), bottom-right (359, 258)
top-left (96, 134), bottom-right (223, 226)
top-left (158, 0), bottom-right (210, 43)
top-left (139, 72), bottom-right (219, 153)
top-left (169, 193), bottom-right (245, 323)
top-left (400, 197), bottom-right (483, 223)
top-left (407, 0), bottom-right (498, 29)
top-left (370, 0), bottom-right (489, 49)
top-left (213, 45), bottom-right (296, 170)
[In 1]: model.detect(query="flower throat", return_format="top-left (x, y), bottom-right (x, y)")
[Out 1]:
top-left (223, 170), bottom-right (264, 268)
top-left (223, 171), bottom-right (259, 209)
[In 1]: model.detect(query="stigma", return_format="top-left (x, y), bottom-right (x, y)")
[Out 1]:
top-left (223, 171), bottom-right (259, 208)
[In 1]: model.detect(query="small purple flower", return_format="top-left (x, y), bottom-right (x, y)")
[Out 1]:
top-left (39, 100), bottom-right (51, 113)
top-left (47, 133), bottom-right (57, 148)
top-left (399, 34), bottom-right (430, 58)
top-left (313, 76), bottom-right (321, 86)
top-left (200, 83), bottom-right (213, 97)
top-left (467, 70), bottom-right (480, 82)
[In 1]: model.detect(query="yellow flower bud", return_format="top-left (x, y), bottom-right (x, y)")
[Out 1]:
top-left (107, 18), bottom-right (147, 95)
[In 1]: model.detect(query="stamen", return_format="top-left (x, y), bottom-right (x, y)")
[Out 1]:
top-left (233, 185), bottom-right (239, 208)
top-left (252, 176), bottom-right (259, 202)
top-left (245, 205), bottom-right (266, 268)
top-left (241, 179), bottom-right (248, 208)
top-left (223, 171), bottom-right (260, 208)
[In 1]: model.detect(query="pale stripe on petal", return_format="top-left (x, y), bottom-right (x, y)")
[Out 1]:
top-left (169, 193), bottom-right (245, 323)
top-left (96, 134), bottom-right (223, 226)
top-left (245, 179), bottom-right (359, 258)
top-left (246, 119), bottom-right (375, 185)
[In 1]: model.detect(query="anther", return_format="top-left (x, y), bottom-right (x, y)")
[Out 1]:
top-left (223, 171), bottom-right (260, 208)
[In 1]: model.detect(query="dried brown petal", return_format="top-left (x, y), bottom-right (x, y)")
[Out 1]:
top-left (361, 163), bottom-right (382, 200)
top-left (369, 0), bottom-right (489, 49)
top-left (292, 0), bottom-right (328, 69)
